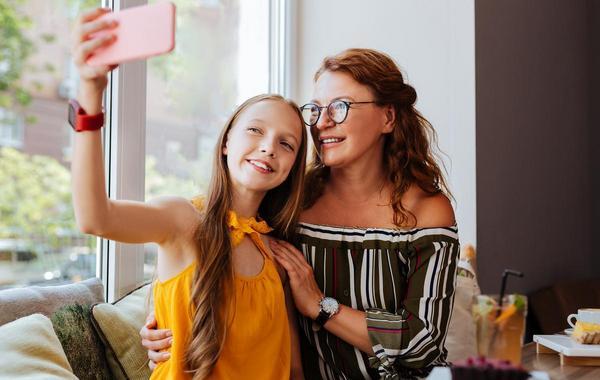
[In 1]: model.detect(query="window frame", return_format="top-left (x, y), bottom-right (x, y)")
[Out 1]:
top-left (98, 0), bottom-right (293, 302)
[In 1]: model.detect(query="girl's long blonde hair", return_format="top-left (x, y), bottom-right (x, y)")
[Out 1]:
top-left (184, 94), bottom-right (307, 379)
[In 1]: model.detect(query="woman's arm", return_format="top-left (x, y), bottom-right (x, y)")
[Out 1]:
top-left (269, 240), bottom-right (374, 354)
top-left (270, 235), bottom-right (459, 374)
top-left (71, 8), bottom-right (196, 245)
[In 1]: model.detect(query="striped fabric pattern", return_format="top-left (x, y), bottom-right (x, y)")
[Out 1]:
top-left (294, 223), bottom-right (460, 380)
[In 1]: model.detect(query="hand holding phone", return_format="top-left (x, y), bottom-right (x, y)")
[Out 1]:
top-left (86, 2), bottom-right (175, 66)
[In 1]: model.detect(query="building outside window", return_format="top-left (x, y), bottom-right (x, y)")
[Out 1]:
top-left (0, 0), bottom-right (275, 292)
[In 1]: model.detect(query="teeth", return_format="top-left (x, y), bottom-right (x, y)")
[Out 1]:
top-left (321, 138), bottom-right (343, 144)
top-left (249, 160), bottom-right (273, 172)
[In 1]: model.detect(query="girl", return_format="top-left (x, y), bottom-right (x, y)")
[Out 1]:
top-left (71, 8), bottom-right (306, 379)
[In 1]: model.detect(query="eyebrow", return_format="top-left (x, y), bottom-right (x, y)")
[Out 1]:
top-left (308, 95), bottom-right (356, 105)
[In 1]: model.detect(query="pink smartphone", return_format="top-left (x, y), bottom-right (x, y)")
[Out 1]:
top-left (87, 2), bottom-right (175, 66)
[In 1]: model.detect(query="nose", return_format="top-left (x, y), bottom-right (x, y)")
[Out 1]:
top-left (315, 107), bottom-right (335, 131)
top-left (259, 139), bottom-right (276, 158)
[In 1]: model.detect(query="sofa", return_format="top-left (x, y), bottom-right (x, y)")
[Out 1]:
top-left (0, 278), bottom-right (152, 379)
top-left (0, 265), bottom-right (481, 379)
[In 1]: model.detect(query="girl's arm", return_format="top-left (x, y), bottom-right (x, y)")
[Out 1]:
top-left (285, 282), bottom-right (305, 380)
top-left (71, 8), bottom-right (196, 245)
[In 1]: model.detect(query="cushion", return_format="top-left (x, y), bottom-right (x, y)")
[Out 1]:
top-left (91, 283), bottom-right (153, 380)
top-left (0, 277), bottom-right (112, 378)
top-left (51, 303), bottom-right (113, 379)
top-left (0, 277), bottom-right (104, 326)
top-left (0, 313), bottom-right (77, 379)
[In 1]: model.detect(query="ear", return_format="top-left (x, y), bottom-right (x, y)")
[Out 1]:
top-left (222, 140), bottom-right (228, 155)
top-left (382, 105), bottom-right (396, 134)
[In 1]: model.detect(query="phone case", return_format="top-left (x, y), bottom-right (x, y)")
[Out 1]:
top-left (87, 2), bottom-right (175, 66)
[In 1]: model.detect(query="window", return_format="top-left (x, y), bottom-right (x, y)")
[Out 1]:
top-left (0, 108), bottom-right (24, 148)
top-left (0, 0), bottom-right (289, 299)
top-left (142, 0), bottom-right (271, 280)
top-left (0, 0), bottom-right (99, 290)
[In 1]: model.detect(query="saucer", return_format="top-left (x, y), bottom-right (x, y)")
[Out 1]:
top-left (564, 328), bottom-right (573, 335)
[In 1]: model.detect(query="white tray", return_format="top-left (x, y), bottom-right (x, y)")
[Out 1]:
top-left (426, 367), bottom-right (549, 380)
top-left (533, 334), bottom-right (600, 357)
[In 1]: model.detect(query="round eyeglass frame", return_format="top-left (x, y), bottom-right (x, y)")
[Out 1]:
top-left (299, 100), bottom-right (377, 127)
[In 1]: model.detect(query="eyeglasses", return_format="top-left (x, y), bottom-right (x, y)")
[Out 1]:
top-left (299, 100), bottom-right (377, 127)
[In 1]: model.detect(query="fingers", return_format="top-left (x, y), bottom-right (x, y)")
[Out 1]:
top-left (139, 325), bottom-right (172, 342)
top-left (276, 240), bottom-right (304, 257)
top-left (145, 313), bottom-right (157, 329)
top-left (74, 33), bottom-right (116, 65)
top-left (148, 349), bottom-right (171, 364)
top-left (80, 18), bottom-right (119, 41)
top-left (148, 360), bottom-right (156, 371)
top-left (142, 336), bottom-right (173, 352)
top-left (272, 251), bottom-right (296, 273)
top-left (270, 240), bottom-right (307, 269)
top-left (79, 7), bottom-right (111, 24)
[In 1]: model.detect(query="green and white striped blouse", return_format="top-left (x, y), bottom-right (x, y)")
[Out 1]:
top-left (295, 222), bottom-right (460, 380)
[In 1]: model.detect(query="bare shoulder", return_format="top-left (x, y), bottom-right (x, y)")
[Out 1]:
top-left (147, 195), bottom-right (201, 235)
top-left (411, 190), bottom-right (455, 228)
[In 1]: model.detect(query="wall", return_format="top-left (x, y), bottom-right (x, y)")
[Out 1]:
top-left (475, 0), bottom-right (596, 293)
top-left (293, 0), bottom-right (597, 295)
top-left (291, 0), bottom-right (477, 246)
top-left (590, 1), bottom-right (600, 272)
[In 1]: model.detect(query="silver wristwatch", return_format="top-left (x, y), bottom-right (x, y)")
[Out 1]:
top-left (314, 296), bottom-right (340, 329)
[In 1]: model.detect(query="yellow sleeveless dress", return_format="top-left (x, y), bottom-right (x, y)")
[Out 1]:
top-left (150, 200), bottom-right (291, 379)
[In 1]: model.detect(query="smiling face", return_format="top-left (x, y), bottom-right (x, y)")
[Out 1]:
top-left (223, 99), bottom-right (303, 195)
top-left (311, 70), bottom-right (394, 169)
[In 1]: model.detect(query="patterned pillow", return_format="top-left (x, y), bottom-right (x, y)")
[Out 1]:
top-left (91, 283), bottom-right (153, 380)
top-left (0, 313), bottom-right (77, 379)
top-left (51, 303), bottom-right (113, 379)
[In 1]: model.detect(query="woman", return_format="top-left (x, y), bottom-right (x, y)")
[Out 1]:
top-left (143, 48), bottom-right (459, 379)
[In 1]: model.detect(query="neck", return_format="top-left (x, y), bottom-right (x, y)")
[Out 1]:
top-left (230, 187), bottom-right (265, 218)
top-left (327, 141), bottom-right (390, 202)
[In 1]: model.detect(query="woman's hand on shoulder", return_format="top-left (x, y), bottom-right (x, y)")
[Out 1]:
top-left (412, 192), bottom-right (455, 228)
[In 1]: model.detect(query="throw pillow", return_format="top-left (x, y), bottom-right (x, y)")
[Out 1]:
top-left (0, 313), bottom-right (77, 379)
top-left (91, 283), bottom-right (153, 380)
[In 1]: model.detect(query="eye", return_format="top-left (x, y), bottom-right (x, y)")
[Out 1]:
top-left (247, 127), bottom-right (262, 134)
top-left (281, 141), bottom-right (294, 152)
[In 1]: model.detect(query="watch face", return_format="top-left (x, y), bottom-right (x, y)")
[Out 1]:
top-left (68, 100), bottom-right (78, 129)
top-left (321, 297), bottom-right (339, 314)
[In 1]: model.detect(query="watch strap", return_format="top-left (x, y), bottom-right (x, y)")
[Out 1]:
top-left (69, 99), bottom-right (104, 132)
top-left (314, 309), bottom-right (331, 327)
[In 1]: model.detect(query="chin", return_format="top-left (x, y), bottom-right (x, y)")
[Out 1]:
top-left (320, 152), bottom-right (349, 168)
top-left (239, 177), bottom-right (284, 193)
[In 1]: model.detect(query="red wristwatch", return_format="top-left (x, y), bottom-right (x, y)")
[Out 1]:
top-left (68, 99), bottom-right (105, 132)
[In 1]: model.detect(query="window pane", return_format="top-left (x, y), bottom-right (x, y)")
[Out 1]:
top-left (0, 0), bottom-right (100, 289)
top-left (144, 0), bottom-right (269, 280)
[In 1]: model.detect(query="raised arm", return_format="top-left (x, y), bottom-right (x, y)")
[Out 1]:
top-left (71, 8), bottom-right (195, 244)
